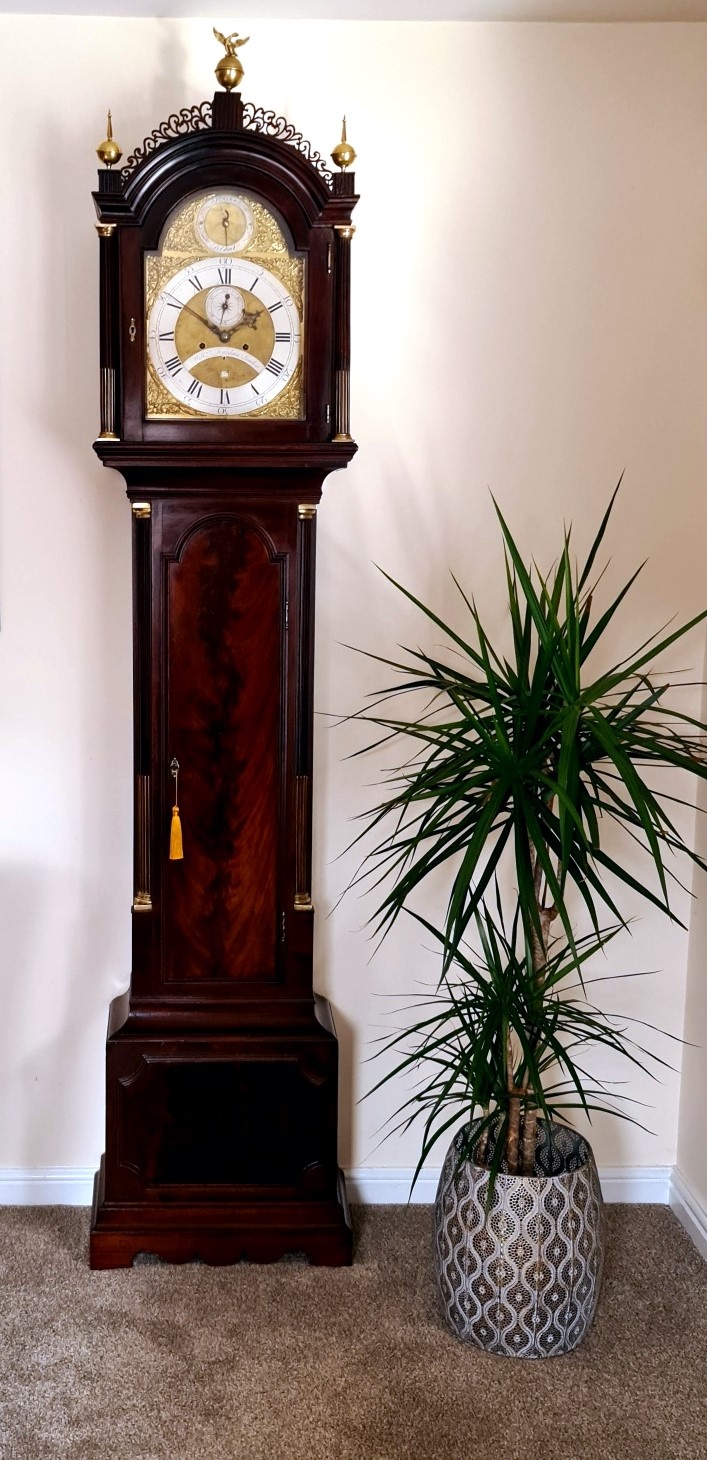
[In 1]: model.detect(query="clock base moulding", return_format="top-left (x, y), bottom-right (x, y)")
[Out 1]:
top-left (90, 1197), bottom-right (352, 1269)
top-left (90, 1168), bottom-right (353, 1270)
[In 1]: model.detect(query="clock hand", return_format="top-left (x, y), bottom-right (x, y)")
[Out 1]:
top-left (222, 209), bottom-right (230, 246)
top-left (240, 306), bottom-right (264, 330)
top-left (179, 299), bottom-right (218, 333)
top-left (179, 298), bottom-right (232, 345)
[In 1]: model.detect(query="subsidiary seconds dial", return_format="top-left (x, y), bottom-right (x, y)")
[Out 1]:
top-left (147, 257), bottom-right (301, 417)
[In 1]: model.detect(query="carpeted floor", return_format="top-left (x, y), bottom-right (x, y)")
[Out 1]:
top-left (0, 1205), bottom-right (704, 1460)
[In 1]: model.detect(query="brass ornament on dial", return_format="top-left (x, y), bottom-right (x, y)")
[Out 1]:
top-left (195, 193), bottom-right (255, 254)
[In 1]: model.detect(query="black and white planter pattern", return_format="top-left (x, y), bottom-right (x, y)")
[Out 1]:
top-left (435, 1119), bottom-right (605, 1357)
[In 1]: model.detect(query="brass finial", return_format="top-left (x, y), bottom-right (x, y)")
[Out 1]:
top-left (331, 116), bottom-right (356, 172)
top-left (96, 111), bottom-right (122, 168)
top-left (213, 27), bottom-right (249, 91)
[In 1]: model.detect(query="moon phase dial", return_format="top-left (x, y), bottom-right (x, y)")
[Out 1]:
top-left (147, 257), bottom-right (301, 416)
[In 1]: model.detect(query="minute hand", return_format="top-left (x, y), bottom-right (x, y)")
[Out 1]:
top-left (176, 299), bottom-right (226, 340)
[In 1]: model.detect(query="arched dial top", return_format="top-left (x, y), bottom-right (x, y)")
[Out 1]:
top-left (145, 189), bottom-right (305, 420)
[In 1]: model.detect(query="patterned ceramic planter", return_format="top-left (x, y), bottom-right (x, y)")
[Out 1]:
top-left (435, 1118), bottom-right (605, 1357)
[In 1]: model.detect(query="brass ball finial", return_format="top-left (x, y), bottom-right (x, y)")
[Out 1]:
top-left (96, 111), bottom-right (122, 168)
top-left (213, 26), bottom-right (249, 91)
top-left (331, 116), bottom-right (356, 172)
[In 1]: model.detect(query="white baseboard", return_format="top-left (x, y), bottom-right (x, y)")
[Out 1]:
top-left (344, 1164), bottom-right (672, 1206)
top-left (346, 1168), bottom-right (439, 1204)
top-left (598, 1166), bottom-right (671, 1204)
top-left (670, 1169), bottom-right (707, 1262)
top-left (0, 1168), bottom-right (95, 1205)
top-left (0, 1162), bottom-right (694, 1237)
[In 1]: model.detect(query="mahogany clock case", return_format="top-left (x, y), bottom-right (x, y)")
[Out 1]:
top-left (89, 89), bottom-right (358, 1268)
top-left (96, 91), bottom-right (356, 451)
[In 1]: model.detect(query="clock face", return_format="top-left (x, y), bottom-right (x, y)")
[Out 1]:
top-left (145, 190), bottom-right (305, 421)
top-left (147, 258), bottom-right (301, 417)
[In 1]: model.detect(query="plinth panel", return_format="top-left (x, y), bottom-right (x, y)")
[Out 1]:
top-left (116, 1052), bottom-right (335, 1192)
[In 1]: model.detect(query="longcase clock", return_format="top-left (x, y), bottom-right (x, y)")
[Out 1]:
top-left (89, 35), bottom-right (358, 1268)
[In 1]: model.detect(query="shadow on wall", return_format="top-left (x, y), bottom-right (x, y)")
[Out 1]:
top-left (314, 436), bottom-right (477, 1168)
top-left (313, 435), bottom-right (695, 1172)
top-left (148, 21), bottom-right (191, 120)
top-left (331, 1002), bottom-right (355, 1169)
top-left (0, 860), bottom-right (124, 1172)
top-left (12, 92), bottom-right (134, 1172)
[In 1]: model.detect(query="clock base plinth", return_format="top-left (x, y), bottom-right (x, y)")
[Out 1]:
top-left (89, 994), bottom-right (353, 1269)
top-left (89, 1159), bottom-right (353, 1269)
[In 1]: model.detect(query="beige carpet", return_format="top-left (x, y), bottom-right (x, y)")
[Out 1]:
top-left (0, 1205), bottom-right (705, 1460)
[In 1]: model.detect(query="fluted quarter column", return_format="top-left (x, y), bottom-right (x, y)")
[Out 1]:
top-left (96, 223), bottom-right (119, 439)
top-left (332, 224), bottom-right (355, 442)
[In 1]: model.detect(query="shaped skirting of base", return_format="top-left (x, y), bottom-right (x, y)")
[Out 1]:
top-left (89, 1160), bottom-right (353, 1269)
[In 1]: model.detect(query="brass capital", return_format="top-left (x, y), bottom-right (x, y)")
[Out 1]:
top-left (298, 504), bottom-right (317, 520)
top-left (334, 224), bottom-right (356, 241)
top-left (132, 502), bottom-right (151, 519)
top-left (95, 223), bottom-right (116, 238)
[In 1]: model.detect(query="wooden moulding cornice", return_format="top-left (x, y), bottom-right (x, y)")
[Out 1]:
top-left (93, 440), bottom-right (358, 475)
top-left (107, 999), bottom-right (332, 1040)
top-left (92, 98), bottom-right (357, 242)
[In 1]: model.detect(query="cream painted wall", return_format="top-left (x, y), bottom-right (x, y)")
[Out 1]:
top-left (678, 648), bottom-right (707, 1212)
top-left (1, 17), bottom-right (707, 1179)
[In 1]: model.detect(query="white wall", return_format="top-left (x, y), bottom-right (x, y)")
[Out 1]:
top-left (678, 647), bottom-right (707, 1214)
top-left (1, 17), bottom-right (707, 1181)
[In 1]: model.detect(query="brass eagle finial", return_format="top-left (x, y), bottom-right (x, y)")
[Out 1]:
top-left (213, 27), bottom-right (250, 90)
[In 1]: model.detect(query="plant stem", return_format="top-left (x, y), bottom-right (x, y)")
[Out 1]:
top-left (521, 840), bottom-right (556, 1174)
top-left (505, 1027), bottom-right (522, 1173)
top-left (521, 1100), bottom-right (538, 1175)
top-left (507, 1096), bottom-right (522, 1174)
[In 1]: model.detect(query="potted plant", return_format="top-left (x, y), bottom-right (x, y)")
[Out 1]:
top-left (346, 485), bottom-right (707, 1357)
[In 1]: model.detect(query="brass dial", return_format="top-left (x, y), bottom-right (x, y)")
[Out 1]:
top-left (195, 192), bottom-right (254, 254)
top-left (148, 258), bottom-right (300, 415)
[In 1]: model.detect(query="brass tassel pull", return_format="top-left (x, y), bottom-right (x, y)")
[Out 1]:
top-left (169, 757), bottom-right (183, 861)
